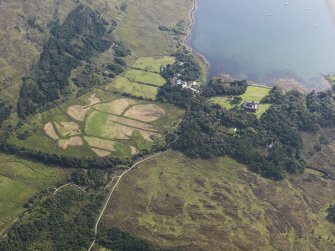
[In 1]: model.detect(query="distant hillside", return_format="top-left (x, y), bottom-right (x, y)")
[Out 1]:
top-left (0, 0), bottom-right (127, 109)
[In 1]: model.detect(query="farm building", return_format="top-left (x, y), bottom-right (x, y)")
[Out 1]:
top-left (243, 101), bottom-right (258, 112)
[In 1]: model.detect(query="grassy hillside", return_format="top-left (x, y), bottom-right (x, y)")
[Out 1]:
top-left (0, 0), bottom-right (127, 108)
top-left (116, 0), bottom-right (193, 58)
top-left (0, 153), bottom-right (66, 236)
top-left (102, 151), bottom-right (335, 251)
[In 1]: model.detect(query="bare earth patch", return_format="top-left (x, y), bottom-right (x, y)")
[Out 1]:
top-left (54, 122), bottom-right (81, 137)
top-left (44, 122), bottom-right (59, 140)
top-left (94, 98), bottom-right (138, 115)
top-left (58, 136), bottom-right (83, 150)
top-left (91, 148), bottom-right (111, 157)
top-left (87, 93), bottom-right (101, 106)
top-left (67, 105), bottom-right (89, 121)
top-left (130, 146), bottom-right (139, 155)
top-left (85, 136), bottom-right (116, 152)
top-left (107, 114), bottom-right (157, 132)
top-left (124, 104), bottom-right (166, 122)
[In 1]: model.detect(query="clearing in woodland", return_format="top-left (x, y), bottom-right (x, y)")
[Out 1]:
top-left (211, 85), bottom-right (271, 118)
top-left (10, 92), bottom-right (183, 159)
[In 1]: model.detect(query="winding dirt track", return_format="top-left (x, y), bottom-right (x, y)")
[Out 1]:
top-left (88, 151), bottom-right (166, 251)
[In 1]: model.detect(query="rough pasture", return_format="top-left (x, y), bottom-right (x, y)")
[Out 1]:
top-left (67, 105), bottom-right (89, 121)
top-left (124, 104), bottom-right (166, 122)
top-left (91, 148), bottom-right (111, 157)
top-left (94, 98), bottom-right (137, 115)
top-left (44, 122), bottom-right (59, 140)
top-left (85, 136), bottom-right (116, 152)
top-left (54, 122), bottom-right (81, 137)
top-left (132, 56), bottom-right (175, 73)
top-left (58, 136), bottom-right (83, 150)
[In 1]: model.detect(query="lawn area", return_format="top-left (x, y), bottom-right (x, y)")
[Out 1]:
top-left (132, 56), bottom-right (175, 73)
top-left (102, 151), bottom-right (335, 251)
top-left (0, 153), bottom-right (65, 234)
top-left (240, 86), bottom-right (271, 102)
top-left (210, 85), bottom-right (271, 118)
top-left (109, 76), bottom-right (159, 100)
top-left (125, 69), bottom-right (167, 87)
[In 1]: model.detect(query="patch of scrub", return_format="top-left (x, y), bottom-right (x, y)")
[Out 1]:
top-left (85, 136), bottom-right (116, 152)
top-left (54, 122), bottom-right (81, 137)
top-left (93, 98), bottom-right (138, 115)
top-left (58, 136), bottom-right (83, 150)
top-left (67, 105), bottom-right (89, 121)
top-left (124, 104), bottom-right (166, 122)
top-left (137, 129), bottom-right (161, 141)
top-left (91, 148), bottom-right (111, 157)
top-left (44, 122), bottom-right (59, 140)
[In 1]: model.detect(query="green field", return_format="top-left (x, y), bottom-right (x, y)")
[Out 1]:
top-left (109, 77), bottom-right (159, 100)
top-left (240, 86), bottom-right (271, 102)
top-left (102, 151), bottom-right (335, 251)
top-left (132, 56), bottom-right (175, 73)
top-left (0, 153), bottom-right (65, 234)
top-left (211, 85), bottom-right (271, 118)
top-left (125, 69), bottom-right (167, 86)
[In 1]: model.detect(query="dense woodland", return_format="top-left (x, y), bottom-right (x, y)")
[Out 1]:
top-left (18, 5), bottom-right (113, 117)
top-left (97, 227), bottom-right (174, 251)
top-left (158, 83), bottom-right (195, 108)
top-left (169, 81), bottom-right (335, 180)
top-left (0, 188), bottom-right (103, 250)
top-left (202, 78), bottom-right (248, 97)
top-left (160, 48), bottom-right (201, 82)
top-left (326, 205), bottom-right (335, 224)
top-left (0, 101), bottom-right (11, 125)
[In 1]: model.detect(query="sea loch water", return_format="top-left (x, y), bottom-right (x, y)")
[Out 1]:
top-left (189, 0), bottom-right (335, 88)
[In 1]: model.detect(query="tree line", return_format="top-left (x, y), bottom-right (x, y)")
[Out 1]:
top-left (202, 78), bottom-right (248, 97)
top-left (0, 143), bottom-right (126, 170)
top-left (160, 48), bottom-right (201, 82)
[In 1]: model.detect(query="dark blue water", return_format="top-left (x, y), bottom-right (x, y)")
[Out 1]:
top-left (190, 0), bottom-right (335, 88)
